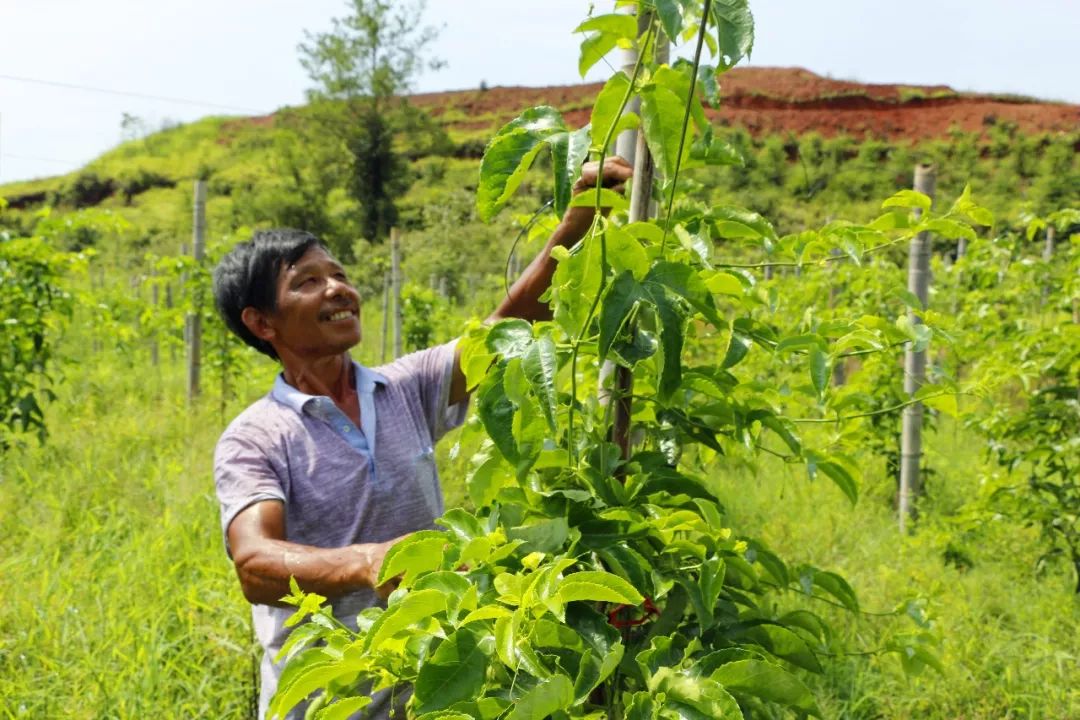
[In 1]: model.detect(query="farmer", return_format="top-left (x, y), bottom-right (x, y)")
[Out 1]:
top-left (211, 157), bottom-right (631, 719)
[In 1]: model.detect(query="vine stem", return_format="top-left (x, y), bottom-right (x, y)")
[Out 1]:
top-left (783, 391), bottom-right (970, 424)
top-left (566, 21), bottom-right (655, 466)
top-left (659, 0), bottom-right (712, 255)
top-left (717, 234), bottom-right (913, 270)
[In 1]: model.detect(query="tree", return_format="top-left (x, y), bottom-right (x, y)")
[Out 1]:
top-left (298, 0), bottom-right (445, 255)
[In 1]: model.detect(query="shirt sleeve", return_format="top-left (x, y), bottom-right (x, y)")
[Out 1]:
top-left (391, 339), bottom-right (469, 443)
top-left (213, 425), bottom-right (287, 556)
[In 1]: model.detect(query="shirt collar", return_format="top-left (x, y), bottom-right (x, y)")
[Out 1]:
top-left (271, 359), bottom-right (387, 415)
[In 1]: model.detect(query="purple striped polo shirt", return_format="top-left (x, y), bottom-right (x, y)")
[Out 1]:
top-left (213, 341), bottom-right (467, 719)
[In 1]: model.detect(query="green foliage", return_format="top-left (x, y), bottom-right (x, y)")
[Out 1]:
top-left (270, 5), bottom-right (981, 718)
top-left (0, 233), bottom-right (79, 448)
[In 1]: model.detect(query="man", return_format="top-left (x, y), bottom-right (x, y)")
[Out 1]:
top-left (211, 157), bottom-right (631, 719)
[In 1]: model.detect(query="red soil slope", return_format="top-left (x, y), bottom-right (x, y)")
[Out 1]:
top-left (408, 67), bottom-right (1079, 142)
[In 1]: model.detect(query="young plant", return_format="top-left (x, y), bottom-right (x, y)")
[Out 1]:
top-left (270, 2), bottom-right (982, 717)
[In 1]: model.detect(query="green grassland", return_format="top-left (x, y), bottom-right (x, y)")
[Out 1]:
top-left (1, 92), bottom-right (1079, 718)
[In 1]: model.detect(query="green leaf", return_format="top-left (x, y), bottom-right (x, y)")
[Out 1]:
top-left (494, 610), bottom-right (523, 668)
top-left (270, 654), bottom-right (354, 720)
top-left (654, 0), bottom-right (684, 41)
top-left (377, 531), bottom-right (451, 585)
top-left (925, 217), bottom-right (976, 242)
top-left (625, 692), bottom-right (660, 720)
top-left (547, 124), bottom-right (592, 216)
top-left (575, 13), bottom-right (638, 38)
top-left (478, 107), bottom-right (566, 222)
top-left (650, 668), bottom-right (743, 719)
top-left (570, 13), bottom-right (630, 78)
top-left (720, 329), bottom-right (752, 370)
top-left (597, 543), bottom-right (654, 597)
top-left (568, 188), bottom-right (629, 211)
top-left (365, 589), bottom-right (448, 650)
top-left (711, 0), bottom-right (755, 69)
top-left (486, 318), bottom-right (534, 358)
top-left (413, 626), bottom-right (492, 715)
top-left (645, 262), bottom-right (724, 328)
top-left (478, 368), bottom-right (519, 464)
top-left (709, 205), bottom-right (777, 242)
top-left (507, 517), bottom-right (569, 555)
top-left (690, 127), bottom-right (744, 166)
top-left (477, 106), bottom-right (585, 220)
top-left (640, 84), bottom-right (690, 179)
top-left (816, 459), bottom-right (859, 505)
top-left (468, 449), bottom-right (512, 508)
top-left (798, 566), bottom-right (860, 612)
top-left (522, 334), bottom-right (559, 432)
top-left (775, 333), bottom-right (826, 354)
top-left (506, 674), bottom-right (574, 720)
top-left (738, 624), bottom-right (823, 673)
top-left (599, 271), bottom-right (644, 361)
top-left (882, 189), bottom-right (932, 212)
top-left (646, 287), bottom-right (688, 400)
top-left (703, 270), bottom-right (745, 296)
top-left (556, 570), bottom-right (645, 605)
top-left (809, 346), bottom-right (829, 397)
top-left (437, 508), bottom-right (486, 542)
top-left (605, 225), bottom-right (651, 279)
top-left (710, 659), bottom-right (821, 717)
top-left (591, 72), bottom-right (633, 152)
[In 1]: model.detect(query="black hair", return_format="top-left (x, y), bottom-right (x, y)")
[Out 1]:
top-left (212, 228), bottom-right (326, 360)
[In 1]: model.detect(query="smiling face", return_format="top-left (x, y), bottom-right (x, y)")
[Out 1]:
top-left (256, 245), bottom-right (362, 360)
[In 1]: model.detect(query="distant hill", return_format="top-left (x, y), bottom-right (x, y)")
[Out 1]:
top-left (402, 67), bottom-right (1080, 142)
top-left (1, 66), bottom-right (1075, 253)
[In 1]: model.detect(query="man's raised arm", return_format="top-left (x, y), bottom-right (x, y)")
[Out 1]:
top-left (448, 156), bottom-right (633, 405)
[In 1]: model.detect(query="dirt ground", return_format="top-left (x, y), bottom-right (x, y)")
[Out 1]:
top-left (406, 66), bottom-right (1079, 142)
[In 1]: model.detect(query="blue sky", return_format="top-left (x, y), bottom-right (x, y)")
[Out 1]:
top-left (1, 0), bottom-right (1077, 184)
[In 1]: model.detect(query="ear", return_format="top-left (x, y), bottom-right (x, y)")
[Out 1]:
top-left (240, 306), bottom-right (276, 344)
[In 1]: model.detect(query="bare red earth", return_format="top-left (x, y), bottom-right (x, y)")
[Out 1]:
top-left (406, 67), bottom-right (1078, 142)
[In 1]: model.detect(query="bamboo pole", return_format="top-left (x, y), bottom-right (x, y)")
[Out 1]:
top-left (391, 228), bottom-right (403, 358)
top-left (898, 164), bottom-right (935, 533)
top-left (186, 180), bottom-right (206, 404)
top-left (380, 272), bottom-right (390, 364)
top-left (1041, 225), bottom-right (1056, 307)
top-left (607, 13), bottom-right (666, 466)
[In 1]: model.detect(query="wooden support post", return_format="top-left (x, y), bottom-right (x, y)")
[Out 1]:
top-left (391, 228), bottom-right (403, 359)
top-left (150, 280), bottom-right (160, 367)
top-left (898, 164), bottom-right (935, 533)
top-left (828, 250), bottom-right (846, 387)
top-left (1041, 225), bottom-right (1056, 307)
top-left (186, 180), bottom-right (206, 404)
top-left (605, 13), bottom-right (666, 468)
top-left (380, 272), bottom-right (390, 364)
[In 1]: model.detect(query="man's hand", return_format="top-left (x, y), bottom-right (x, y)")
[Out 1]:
top-left (357, 534), bottom-right (410, 600)
top-left (562, 156), bottom-right (635, 230)
top-left (574, 155), bottom-right (633, 195)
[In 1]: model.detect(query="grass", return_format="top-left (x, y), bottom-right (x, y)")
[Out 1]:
top-left (4, 286), bottom-right (1079, 718)
top-left (709, 423), bottom-right (1080, 718)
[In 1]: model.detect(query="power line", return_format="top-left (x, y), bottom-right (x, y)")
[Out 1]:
top-left (0, 73), bottom-right (266, 114)
top-left (2, 153), bottom-right (80, 167)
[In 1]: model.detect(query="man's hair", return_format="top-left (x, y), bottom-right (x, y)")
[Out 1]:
top-left (212, 228), bottom-right (327, 360)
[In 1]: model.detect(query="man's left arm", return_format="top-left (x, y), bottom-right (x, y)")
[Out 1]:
top-left (448, 156), bottom-right (633, 406)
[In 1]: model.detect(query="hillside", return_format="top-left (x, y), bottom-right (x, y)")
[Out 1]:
top-left (0, 66), bottom-right (1075, 273)
top-left (405, 67), bottom-right (1080, 142)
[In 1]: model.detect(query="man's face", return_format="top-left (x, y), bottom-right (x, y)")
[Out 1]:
top-left (263, 245), bottom-right (361, 359)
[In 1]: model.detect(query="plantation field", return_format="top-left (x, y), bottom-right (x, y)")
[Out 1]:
top-left (3, 1), bottom-right (1079, 716)
top-left (2, 292), bottom-right (1078, 718)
